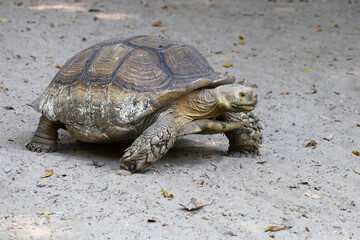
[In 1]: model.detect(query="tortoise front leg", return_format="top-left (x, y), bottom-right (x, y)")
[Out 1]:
top-left (26, 115), bottom-right (63, 153)
top-left (177, 119), bottom-right (250, 136)
top-left (219, 112), bottom-right (263, 155)
top-left (120, 115), bottom-right (177, 172)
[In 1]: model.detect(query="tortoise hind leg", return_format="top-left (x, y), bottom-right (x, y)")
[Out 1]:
top-left (26, 115), bottom-right (63, 153)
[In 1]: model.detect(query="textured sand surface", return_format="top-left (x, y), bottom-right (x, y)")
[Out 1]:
top-left (1, 0), bottom-right (360, 239)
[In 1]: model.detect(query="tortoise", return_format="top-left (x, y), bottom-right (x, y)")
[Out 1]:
top-left (27, 35), bottom-right (262, 172)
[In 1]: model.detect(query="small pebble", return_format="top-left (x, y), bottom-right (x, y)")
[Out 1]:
top-left (3, 167), bottom-right (12, 173)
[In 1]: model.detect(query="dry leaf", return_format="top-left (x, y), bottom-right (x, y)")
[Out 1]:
top-left (0, 19), bottom-right (8, 23)
top-left (180, 198), bottom-right (213, 211)
top-left (239, 41), bottom-right (245, 45)
top-left (147, 218), bottom-right (156, 222)
top-left (353, 170), bottom-right (360, 175)
top-left (300, 68), bottom-right (312, 72)
top-left (15, 2), bottom-right (23, 6)
top-left (306, 87), bottom-right (317, 94)
top-left (314, 28), bottom-right (322, 32)
top-left (162, 189), bottom-right (174, 198)
top-left (353, 150), bottom-right (360, 156)
top-left (305, 227), bottom-right (310, 232)
top-left (305, 192), bottom-right (324, 198)
top-left (160, 28), bottom-right (171, 33)
top-left (357, 123), bottom-right (360, 127)
top-left (232, 50), bottom-right (241, 53)
top-left (281, 91), bottom-right (289, 95)
top-left (161, 5), bottom-right (168, 9)
top-left (37, 152), bottom-right (46, 156)
top-left (40, 170), bottom-right (54, 178)
top-left (238, 35), bottom-right (244, 40)
top-left (265, 226), bottom-right (292, 232)
top-left (222, 63), bottom-right (232, 68)
top-left (0, 86), bottom-right (4, 90)
top-left (319, 115), bottom-right (333, 121)
top-left (152, 21), bottom-right (162, 27)
top-left (305, 140), bottom-right (317, 148)
top-left (323, 134), bottom-right (334, 141)
top-left (248, 84), bottom-right (258, 88)
top-left (55, 65), bottom-right (61, 69)
top-left (202, 155), bottom-right (212, 159)
top-left (256, 161), bottom-right (267, 165)
top-left (41, 212), bottom-right (53, 215)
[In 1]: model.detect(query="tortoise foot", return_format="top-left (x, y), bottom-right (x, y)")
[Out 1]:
top-left (226, 145), bottom-right (259, 157)
top-left (26, 141), bottom-right (57, 153)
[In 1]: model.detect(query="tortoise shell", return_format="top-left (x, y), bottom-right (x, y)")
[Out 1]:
top-left (32, 35), bottom-right (235, 142)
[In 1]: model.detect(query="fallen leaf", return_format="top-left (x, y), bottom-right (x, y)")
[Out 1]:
top-left (306, 86), bottom-right (317, 94)
top-left (161, 5), bottom-right (168, 9)
top-left (314, 28), bottom-right (322, 32)
top-left (300, 68), bottom-right (312, 72)
top-left (238, 35), bottom-right (244, 40)
top-left (88, 8), bottom-right (101, 12)
top-left (232, 50), bottom-right (241, 53)
top-left (180, 198), bottom-right (214, 211)
top-left (222, 63), bottom-right (232, 68)
top-left (40, 170), bottom-right (54, 178)
top-left (265, 226), bottom-right (292, 232)
top-left (4, 106), bottom-right (14, 110)
top-left (353, 170), bottom-right (360, 175)
top-left (37, 152), bottom-right (46, 156)
top-left (357, 123), bottom-right (360, 127)
top-left (305, 192), bottom-right (324, 198)
top-left (41, 212), bottom-right (53, 216)
top-left (305, 140), bottom-right (317, 148)
top-left (351, 201), bottom-right (356, 206)
top-left (0, 86), bottom-right (4, 90)
top-left (248, 84), bottom-right (258, 88)
top-left (323, 134), bottom-right (334, 141)
top-left (55, 65), bottom-right (61, 69)
top-left (319, 115), bottom-right (333, 121)
top-left (353, 150), bottom-right (360, 156)
top-left (147, 218), bottom-right (156, 222)
top-left (14, 2), bottom-right (23, 6)
top-left (162, 189), bottom-right (174, 198)
top-left (256, 161), bottom-right (267, 165)
top-left (160, 28), bottom-right (171, 33)
top-left (281, 91), bottom-right (289, 95)
top-left (152, 21), bottom-right (162, 27)
top-left (305, 227), bottom-right (310, 232)
top-left (0, 19), bottom-right (8, 23)
top-left (202, 155), bottom-right (212, 159)
top-left (239, 41), bottom-right (245, 45)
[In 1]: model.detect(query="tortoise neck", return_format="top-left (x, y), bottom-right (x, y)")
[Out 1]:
top-left (176, 88), bottom-right (222, 120)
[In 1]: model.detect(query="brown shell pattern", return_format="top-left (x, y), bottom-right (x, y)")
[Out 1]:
top-left (52, 35), bottom-right (217, 91)
top-left (32, 35), bottom-right (219, 140)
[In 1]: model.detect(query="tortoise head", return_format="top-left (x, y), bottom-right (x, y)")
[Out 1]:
top-left (216, 84), bottom-right (257, 112)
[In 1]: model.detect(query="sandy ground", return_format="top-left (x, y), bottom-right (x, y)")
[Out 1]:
top-left (1, 0), bottom-right (360, 239)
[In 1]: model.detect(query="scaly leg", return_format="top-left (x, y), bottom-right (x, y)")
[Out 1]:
top-left (218, 112), bottom-right (262, 155)
top-left (26, 115), bottom-right (63, 153)
top-left (120, 115), bottom-right (177, 172)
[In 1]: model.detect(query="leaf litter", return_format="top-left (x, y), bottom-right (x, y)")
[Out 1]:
top-left (40, 170), bottom-right (53, 178)
top-left (180, 198), bottom-right (214, 211)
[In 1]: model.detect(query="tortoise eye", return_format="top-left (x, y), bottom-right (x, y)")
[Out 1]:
top-left (239, 92), bottom-right (246, 97)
